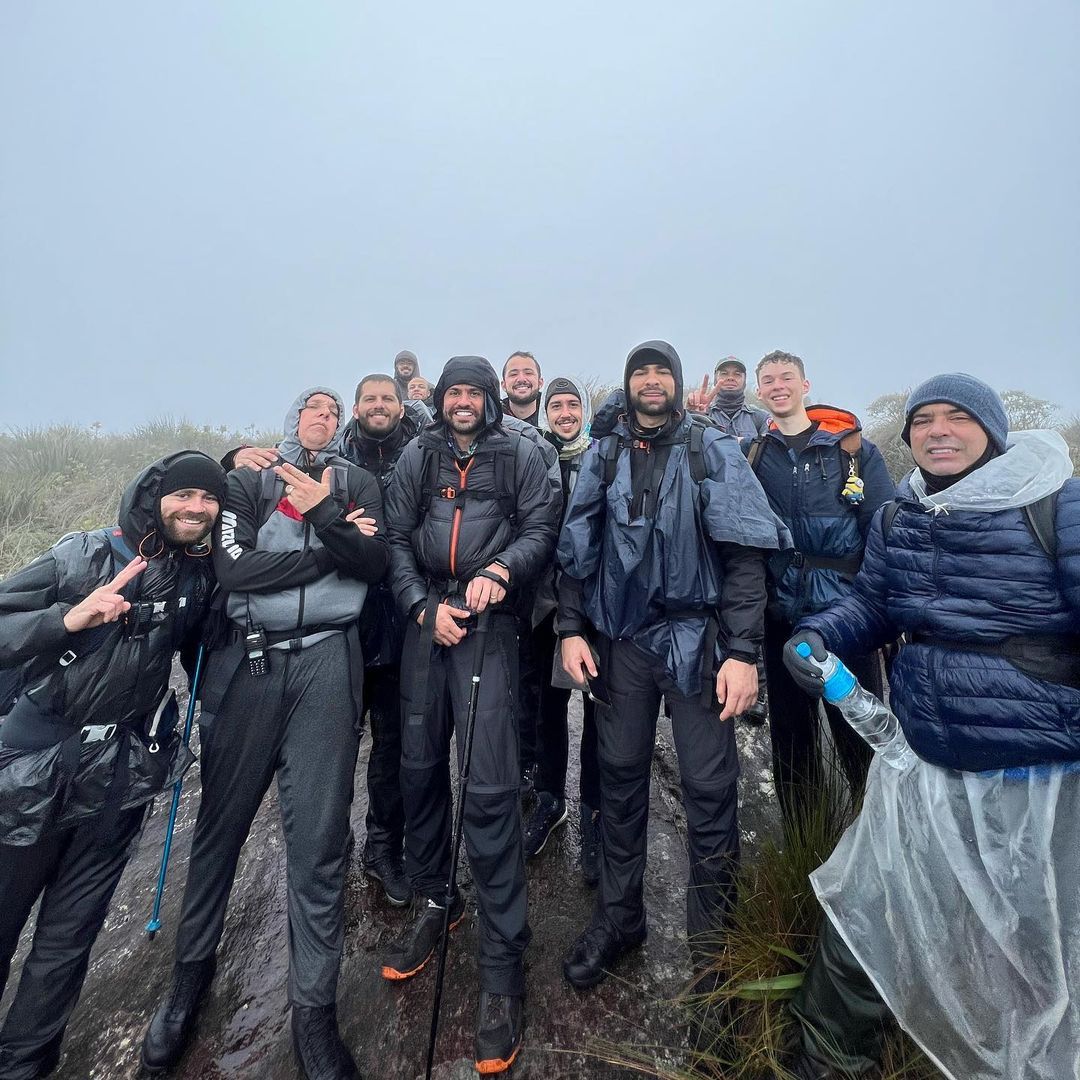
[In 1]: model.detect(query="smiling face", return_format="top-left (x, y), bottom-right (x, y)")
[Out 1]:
top-left (353, 378), bottom-right (403, 437)
top-left (395, 356), bottom-right (417, 380)
top-left (442, 383), bottom-right (486, 438)
top-left (545, 392), bottom-right (583, 442)
top-left (407, 376), bottom-right (429, 400)
top-left (627, 362), bottom-right (676, 423)
top-left (297, 392), bottom-right (341, 451)
top-left (159, 489), bottom-right (220, 545)
top-left (756, 360), bottom-right (809, 419)
top-left (714, 363), bottom-right (746, 392)
top-left (908, 403), bottom-right (990, 476)
top-left (502, 355), bottom-right (542, 407)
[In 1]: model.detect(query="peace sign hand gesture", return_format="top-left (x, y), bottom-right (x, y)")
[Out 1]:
top-left (685, 374), bottom-right (720, 414)
top-left (62, 556), bottom-right (147, 633)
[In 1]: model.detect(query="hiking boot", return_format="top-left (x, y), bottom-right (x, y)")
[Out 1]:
top-left (522, 792), bottom-right (568, 858)
top-left (579, 803), bottom-right (602, 888)
top-left (474, 991), bottom-right (523, 1074)
top-left (140, 957), bottom-right (217, 1072)
top-left (519, 762), bottom-right (537, 803)
top-left (362, 852), bottom-right (412, 906)
top-left (291, 1003), bottom-right (360, 1080)
top-left (562, 921), bottom-right (646, 990)
top-left (380, 894), bottom-right (466, 981)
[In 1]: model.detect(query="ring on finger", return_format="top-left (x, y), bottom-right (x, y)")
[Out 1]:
top-left (285, 484), bottom-right (294, 494)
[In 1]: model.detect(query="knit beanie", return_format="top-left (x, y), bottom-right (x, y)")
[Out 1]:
top-left (544, 377), bottom-right (583, 410)
top-left (901, 373), bottom-right (1009, 454)
top-left (159, 451), bottom-right (227, 503)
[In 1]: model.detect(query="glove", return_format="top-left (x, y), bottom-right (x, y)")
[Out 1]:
top-left (782, 630), bottom-right (828, 697)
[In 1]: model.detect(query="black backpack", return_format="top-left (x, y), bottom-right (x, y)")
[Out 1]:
top-left (416, 432), bottom-right (522, 528)
top-left (599, 419), bottom-right (709, 487)
top-left (254, 460), bottom-right (353, 528)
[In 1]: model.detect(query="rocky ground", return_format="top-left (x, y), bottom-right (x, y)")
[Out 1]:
top-left (3, 691), bottom-right (780, 1080)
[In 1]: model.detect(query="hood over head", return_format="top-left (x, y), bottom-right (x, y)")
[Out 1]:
top-left (433, 356), bottom-right (503, 430)
top-left (541, 375), bottom-right (593, 458)
top-left (623, 340), bottom-right (684, 420)
top-left (117, 450), bottom-right (226, 552)
top-left (277, 386), bottom-right (348, 467)
top-left (394, 349), bottom-right (419, 374)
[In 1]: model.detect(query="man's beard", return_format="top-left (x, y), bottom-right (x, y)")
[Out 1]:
top-left (447, 411), bottom-right (483, 436)
top-left (160, 514), bottom-right (213, 546)
top-left (507, 387), bottom-right (540, 407)
top-left (629, 390), bottom-right (672, 417)
top-left (356, 412), bottom-right (399, 438)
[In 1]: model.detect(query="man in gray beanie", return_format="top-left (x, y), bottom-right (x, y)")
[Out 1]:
top-left (780, 373), bottom-right (1080, 1078)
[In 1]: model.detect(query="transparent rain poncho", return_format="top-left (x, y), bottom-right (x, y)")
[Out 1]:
top-left (810, 430), bottom-right (1080, 1080)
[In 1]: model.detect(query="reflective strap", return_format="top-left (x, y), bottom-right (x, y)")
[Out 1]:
top-left (81, 723), bottom-right (118, 743)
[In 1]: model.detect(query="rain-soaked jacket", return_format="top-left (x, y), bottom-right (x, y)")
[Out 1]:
top-left (751, 406), bottom-right (894, 624)
top-left (557, 341), bottom-right (787, 698)
top-left (385, 356), bottom-right (560, 621)
top-left (0, 452), bottom-right (221, 845)
top-left (801, 430), bottom-right (1080, 771)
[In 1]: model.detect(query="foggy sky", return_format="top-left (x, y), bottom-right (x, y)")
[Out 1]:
top-left (2, 1), bottom-right (1078, 433)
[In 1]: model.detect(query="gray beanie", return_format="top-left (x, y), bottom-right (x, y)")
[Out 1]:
top-left (901, 373), bottom-right (1009, 454)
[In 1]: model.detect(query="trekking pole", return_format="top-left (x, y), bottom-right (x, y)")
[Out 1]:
top-left (424, 609), bottom-right (492, 1080)
top-left (146, 644), bottom-right (206, 939)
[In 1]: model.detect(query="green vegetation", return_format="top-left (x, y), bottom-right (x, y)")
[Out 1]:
top-left (0, 419), bottom-right (275, 576)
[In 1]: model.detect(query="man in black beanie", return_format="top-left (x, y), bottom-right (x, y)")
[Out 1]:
top-left (394, 350), bottom-right (420, 400)
top-left (0, 451), bottom-right (224, 1078)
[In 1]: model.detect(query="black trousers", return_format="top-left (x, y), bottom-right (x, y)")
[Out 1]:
top-left (363, 664), bottom-right (405, 862)
top-left (763, 614), bottom-right (879, 826)
top-left (789, 916), bottom-right (888, 1075)
top-left (515, 613), bottom-right (539, 774)
top-left (531, 612), bottom-right (600, 808)
top-left (593, 637), bottom-right (740, 962)
top-left (0, 805), bottom-right (146, 1079)
top-left (174, 635), bottom-right (360, 1007)
top-left (399, 612), bottom-right (529, 997)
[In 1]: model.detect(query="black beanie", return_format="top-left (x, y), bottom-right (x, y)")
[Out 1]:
top-left (159, 451), bottom-right (227, 503)
top-left (544, 377), bottom-right (583, 410)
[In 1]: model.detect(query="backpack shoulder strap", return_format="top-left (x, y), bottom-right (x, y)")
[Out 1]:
top-left (880, 500), bottom-right (901, 544)
top-left (494, 434), bottom-right (521, 524)
top-left (418, 443), bottom-right (442, 519)
top-left (599, 433), bottom-right (623, 487)
top-left (687, 421), bottom-right (707, 484)
top-left (1022, 492), bottom-right (1058, 559)
top-left (746, 435), bottom-right (767, 474)
top-left (752, 409), bottom-right (769, 436)
top-left (256, 467), bottom-right (283, 528)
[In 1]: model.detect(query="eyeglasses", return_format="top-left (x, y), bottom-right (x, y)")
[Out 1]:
top-left (301, 399), bottom-right (340, 418)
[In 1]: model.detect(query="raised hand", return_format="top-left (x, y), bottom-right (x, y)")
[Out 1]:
top-left (234, 447), bottom-right (279, 471)
top-left (345, 508), bottom-right (379, 536)
top-left (62, 556), bottom-right (147, 633)
top-left (685, 374), bottom-right (720, 414)
top-left (274, 463), bottom-right (332, 515)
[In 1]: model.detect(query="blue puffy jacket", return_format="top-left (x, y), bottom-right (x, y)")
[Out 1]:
top-left (751, 406), bottom-right (894, 624)
top-left (800, 477), bottom-right (1080, 771)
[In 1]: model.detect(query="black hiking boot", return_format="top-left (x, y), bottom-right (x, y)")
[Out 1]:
top-left (362, 851), bottom-right (412, 907)
top-left (474, 991), bottom-right (523, 1075)
top-left (579, 803), bottom-right (602, 888)
top-left (291, 1003), bottom-right (360, 1080)
top-left (140, 957), bottom-right (216, 1073)
top-left (380, 894), bottom-right (466, 982)
top-left (562, 921), bottom-right (646, 990)
top-left (522, 792), bottom-right (568, 858)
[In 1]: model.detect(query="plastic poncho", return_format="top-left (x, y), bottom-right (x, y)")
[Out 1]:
top-left (811, 430), bottom-right (1080, 1080)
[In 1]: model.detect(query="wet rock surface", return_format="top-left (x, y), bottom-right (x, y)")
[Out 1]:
top-left (3, 690), bottom-right (779, 1079)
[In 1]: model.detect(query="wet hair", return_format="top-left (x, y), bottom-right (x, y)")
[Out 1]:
top-left (502, 351), bottom-right (541, 378)
top-left (354, 373), bottom-right (401, 404)
top-left (755, 350), bottom-right (806, 380)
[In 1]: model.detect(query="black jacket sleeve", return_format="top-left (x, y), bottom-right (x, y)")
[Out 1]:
top-left (0, 550), bottom-right (73, 668)
top-left (716, 542), bottom-right (767, 663)
top-left (304, 467), bottom-right (389, 584)
top-left (213, 469), bottom-right (328, 594)
top-left (384, 440), bottom-right (431, 620)
top-left (554, 573), bottom-right (590, 639)
top-left (489, 439), bottom-right (561, 587)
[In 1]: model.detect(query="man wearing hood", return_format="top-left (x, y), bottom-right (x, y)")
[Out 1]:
top-left (751, 350), bottom-right (895, 827)
top-left (394, 350), bottom-right (421, 400)
top-left (521, 377), bottom-right (603, 884)
top-left (382, 356), bottom-right (559, 1074)
top-left (557, 341), bottom-right (786, 989)
top-left (781, 375), bottom-right (1080, 1079)
top-left (142, 389), bottom-right (388, 1080)
top-left (0, 451), bottom-right (225, 1078)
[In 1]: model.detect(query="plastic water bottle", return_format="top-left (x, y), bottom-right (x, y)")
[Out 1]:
top-left (796, 643), bottom-right (915, 769)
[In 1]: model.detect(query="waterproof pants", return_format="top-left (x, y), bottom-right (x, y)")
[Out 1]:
top-left (532, 611), bottom-right (601, 807)
top-left (363, 663), bottom-right (405, 863)
top-left (763, 614), bottom-right (878, 827)
top-left (789, 916), bottom-right (888, 1076)
top-left (399, 612), bottom-right (530, 997)
top-left (0, 805), bottom-right (146, 1080)
top-left (594, 637), bottom-right (740, 961)
top-left (174, 635), bottom-right (360, 1007)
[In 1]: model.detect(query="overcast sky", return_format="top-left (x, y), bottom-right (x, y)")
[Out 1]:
top-left (2, 2), bottom-right (1078, 433)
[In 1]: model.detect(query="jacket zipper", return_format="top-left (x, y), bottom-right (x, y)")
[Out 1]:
top-left (448, 458), bottom-right (474, 577)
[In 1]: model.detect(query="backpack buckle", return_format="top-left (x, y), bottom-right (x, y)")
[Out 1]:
top-left (81, 723), bottom-right (117, 744)
top-left (439, 486), bottom-right (457, 500)
top-left (58, 650), bottom-right (77, 667)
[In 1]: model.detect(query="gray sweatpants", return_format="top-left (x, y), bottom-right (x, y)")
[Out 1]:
top-left (174, 635), bottom-right (360, 1007)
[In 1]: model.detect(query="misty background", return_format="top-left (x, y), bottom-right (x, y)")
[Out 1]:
top-left (1, 1), bottom-right (1078, 433)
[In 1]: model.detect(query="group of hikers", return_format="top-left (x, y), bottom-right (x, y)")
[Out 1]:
top-left (0, 342), bottom-right (1077, 1080)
